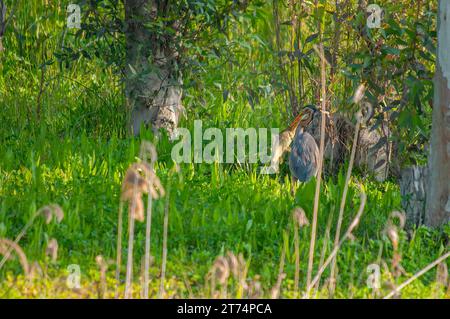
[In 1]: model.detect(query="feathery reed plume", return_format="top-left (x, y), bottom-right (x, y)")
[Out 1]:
top-left (122, 163), bottom-right (150, 298)
top-left (0, 238), bottom-right (30, 278)
top-left (207, 252), bottom-right (248, 298)
top-left (0, 204), bottom-right (63, 272)
top-left (121, 163), bottom-right (151, 222)
top-left (247, 275), bottom-right (263, 299)
top-left (119, 141), bottom-right (165, 299)
top-left (292, 207), bottom-right (309, 297)
top-left (389, 210), bottom-right (406, 229)
top-left (384, 251), bottom-right (450, 299)
top-left (384, 211), bottom-right (406, 278)
top-left (305, 184), bottom-right (366, 297)
top-left (329, 96), bottom-right (367, 295)
top-left (211, 256), bottom-right (230, 298)
top-left (96, 255), bottom-right (108, 299)
top-left (306, 39), bottom-right (327, 289)
top-left (293, 207), bottom-right (310, 227)
top-left (45, 238), bottom-right (58, 262)
top-left (228, 252), bottom-right (248, 298)
top-left (39, 205), bottom-right (64, 224)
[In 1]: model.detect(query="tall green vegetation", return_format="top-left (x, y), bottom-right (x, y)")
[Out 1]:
top-left (0, 0), bottom-right (448, 298)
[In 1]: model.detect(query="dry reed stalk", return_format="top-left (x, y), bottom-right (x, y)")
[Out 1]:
top-left (293, 215), bottom-right (300, 298)
top-left (158, 171), bottom-right (173, 298)
top-left (384, 251), bottom-right (450, 299)
top-left (306, 39), bottom-right (327, 288)
top-left (384, 211), bottom-right (406, 279)
top-left (209, 256), bottom-right (230, 298)
top-left (119, 142), bottom-right (164, 299)
top-left (230, 252), bottom-right (249, 298)
top-left (143, 175), bottom-right (165, 298)
top-left (29, 261), bottom-right (43, 280)
top-left (329, 85), bottom-right (370, 294)
top-left (96, 255), bottom-right (108, 299)
top-left (329, 96), bottom-right (365, 294)
top-left (0, 204), bottom-right (63, 272)
top-left (45, 238), bottom-right (58, 262)
top-left (143, 192), bottom-right (153, 299)
top-left (0, 238), bottom-right (30, 277)
top-left (436, 261), bottom-right (448, 288)
top-left (115, 200), bottom-right (124, 297)
top-left (207, 252), bottom-right (248, 298)
top-left (124, 199), bottom-right (136, 299)
top-left (292, 207), bottom-right (309, 297)
top-left (314, 210), bottom-right (334, 296)
top-left (183, 273), bottom-right (195, 298)
top-left (247, 275), bottom-right (263, 298)
top-left (122, 164), bottom-right (144, 299)
top-left (271, 247), bottom-right (286, 299)
top-left (305, 184), bottom-right (366, 297)
top-left (141, 141), bottom-right (157, 299)
top-left (433, 261), bottom-right (448, 298)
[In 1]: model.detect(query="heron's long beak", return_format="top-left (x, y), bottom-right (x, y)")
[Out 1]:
top-left (288, 112), bottom-right (304, 131)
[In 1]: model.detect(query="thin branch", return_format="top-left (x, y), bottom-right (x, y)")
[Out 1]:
top-left (115, 200), bottom-right (124, 298)
top-left (384, 251), bottom-right (450, 299)
top-left (305, 184), bottom-right (366, 297)
top-left (158, 178), bottom-right (171, 298)
top-left (306, 34), bottom-right (328, 289)
top-left (329, 117), bottom-right (362, 294)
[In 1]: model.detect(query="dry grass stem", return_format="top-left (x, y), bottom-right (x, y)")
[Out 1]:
top-left (384, 251), bottom-right (450, 299)
top-left (307, 39), bottom-right (327, 289)
top-left (305, 184), bottom-right (366, 297)
top-left (329, 100), bottom-right (364, 294)
top-left (0, 238), bottom-right (30, 277)
top-left (45, 238), bottom-right (58, 262)
top-left (292, 207), bottom-right (308, 297)
top-left (0, 204), bottom-right (63, 272)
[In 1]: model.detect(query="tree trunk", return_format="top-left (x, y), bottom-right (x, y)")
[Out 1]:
top-left (400, 166), bottom-right (427, 228)
top-left (426, 0), bottom-right (450, 227)
top-left (124, 0), bottom-right (183, 137)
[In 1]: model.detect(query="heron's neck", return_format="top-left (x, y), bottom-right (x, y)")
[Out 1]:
top-left (295, 126), bottom-right (304, 135)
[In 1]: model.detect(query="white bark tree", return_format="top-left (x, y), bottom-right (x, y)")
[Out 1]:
top-left (124, 0), bottom-right (183, 137)
top-left (426, 0), bottom-right (450, 227)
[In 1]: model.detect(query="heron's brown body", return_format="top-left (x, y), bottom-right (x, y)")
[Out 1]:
top-left (269, 107), bottom-right (317, 173)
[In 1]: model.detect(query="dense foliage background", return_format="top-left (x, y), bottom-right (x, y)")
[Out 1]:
top-left (0, 0), bottom-right (448, 298)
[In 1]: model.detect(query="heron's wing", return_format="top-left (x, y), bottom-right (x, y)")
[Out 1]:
top-left (289, 132), bottom-right (319, 182)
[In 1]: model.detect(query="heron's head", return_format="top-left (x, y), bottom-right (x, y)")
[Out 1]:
top-left (288, 105), bottom-right (317, 131)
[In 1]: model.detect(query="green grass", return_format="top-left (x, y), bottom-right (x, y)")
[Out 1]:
top-left (0, 0), bottom-right (448, 299)
top-left (0, 123), bottom-right (448, 298)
